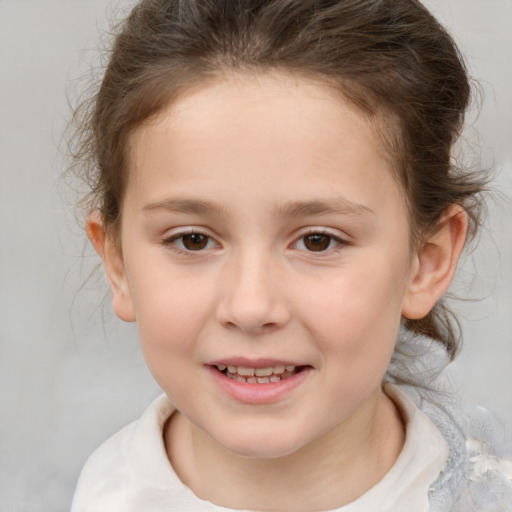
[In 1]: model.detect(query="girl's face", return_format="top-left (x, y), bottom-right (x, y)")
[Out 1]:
top-left (112, 74), bottom-right (418, 458)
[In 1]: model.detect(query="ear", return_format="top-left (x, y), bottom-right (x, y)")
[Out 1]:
top-left (86, 211), bottom-right (136, 322)
top-left (402, 205), bottom-right (468, 320)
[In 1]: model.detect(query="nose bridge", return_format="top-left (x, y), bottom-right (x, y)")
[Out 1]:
top-left (217, 244), bottom-right (289, 333)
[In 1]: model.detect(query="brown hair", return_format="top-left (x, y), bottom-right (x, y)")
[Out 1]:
top-left (69, 0), bottom-right (486, 358)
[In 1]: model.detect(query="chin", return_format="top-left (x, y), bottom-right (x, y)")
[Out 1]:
top-left (212, 427), bottom-right (308, 460)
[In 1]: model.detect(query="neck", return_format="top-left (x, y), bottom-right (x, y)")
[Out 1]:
top-left (165, 387), bottom-right (404, 511)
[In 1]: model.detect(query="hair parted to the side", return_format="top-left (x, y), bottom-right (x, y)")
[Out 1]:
top-left (68, 0), bottom-right (487, 359)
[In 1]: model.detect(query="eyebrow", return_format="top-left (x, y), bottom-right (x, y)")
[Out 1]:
top-left (142, 196), bottom-right (373, 218)
top-left (142, 197), bottom-right (227, 215)
top-left (276, 198), bottom-right (374, 218)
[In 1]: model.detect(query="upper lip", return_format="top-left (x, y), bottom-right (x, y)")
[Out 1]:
top-left (207, 357), bottom-right (308, 368)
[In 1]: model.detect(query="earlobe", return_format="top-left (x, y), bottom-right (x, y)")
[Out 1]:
top-left (86, 211), bottom-right (136, 322)
top-left (402, 205), bottom-right (468, 320)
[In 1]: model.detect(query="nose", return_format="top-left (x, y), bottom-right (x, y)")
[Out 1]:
top-left (216, 250), bottom-right (291, 334)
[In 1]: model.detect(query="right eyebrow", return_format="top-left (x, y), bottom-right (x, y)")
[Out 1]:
top-left (142, 197), bottom-right (227, 215)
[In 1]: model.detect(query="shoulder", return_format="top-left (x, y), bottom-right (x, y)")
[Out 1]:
top-left (387, 337), bottom-right (512, 511)
top-left (71, 394), bottom-right (180, 512)
top-left (462, 438), bottom-right (512, 511)
top-left (424, 399), bottom-right (512, 511)
top-left (70, 417), bottom-right (140, 511)
top-left (397, 386), bottom-right (512, 511)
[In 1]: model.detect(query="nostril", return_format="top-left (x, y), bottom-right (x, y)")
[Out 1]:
top-left (221, 317), bottom-right (281, 334)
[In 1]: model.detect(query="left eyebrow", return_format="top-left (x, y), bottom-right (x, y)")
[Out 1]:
top-left (276, 198), bottom-right (374, 218)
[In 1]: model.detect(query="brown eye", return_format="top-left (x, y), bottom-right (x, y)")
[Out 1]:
top-left (163, 231), bottom-right (218, 253)
top-left (302, 233), bottom-right (332, 251)
top-left (181, 233), bottom-right (209, 250)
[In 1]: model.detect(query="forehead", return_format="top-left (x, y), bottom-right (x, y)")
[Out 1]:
top-left (125, 72), bottom-right (405, 218)
top-left (128, 72), bottom-right (390, 157)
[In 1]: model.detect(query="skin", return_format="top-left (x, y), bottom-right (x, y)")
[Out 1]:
top-left (88, 72), bottom-right (467, 511)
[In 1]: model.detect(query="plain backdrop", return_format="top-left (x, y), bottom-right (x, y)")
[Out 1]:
top-left (0, 1), bottom-right (511, 511)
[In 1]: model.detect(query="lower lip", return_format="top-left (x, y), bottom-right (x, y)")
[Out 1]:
top-left (207, 366), bottom-right (311, 404)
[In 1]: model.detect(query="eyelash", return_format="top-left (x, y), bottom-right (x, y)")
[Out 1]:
top-left (161, 229), bottom-right (348, 254)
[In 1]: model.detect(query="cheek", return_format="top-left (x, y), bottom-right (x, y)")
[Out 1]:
top-left (299, 257), bottom-right (408, 362)
top-left (134, 290), bottom-right (212, 400)
top-left (299, 268), bottom-right (405, 413)
top-left (125, 263), bottom-right (215, 371)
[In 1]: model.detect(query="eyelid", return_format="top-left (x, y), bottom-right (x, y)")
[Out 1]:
top-left (295, 226), bottom-right (349, 241)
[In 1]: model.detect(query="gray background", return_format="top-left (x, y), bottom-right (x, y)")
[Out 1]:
top-left (0, 0), bottom-right (511, 511)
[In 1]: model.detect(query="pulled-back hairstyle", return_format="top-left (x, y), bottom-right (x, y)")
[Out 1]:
top-left (70, 0), bottom-right (486, 358)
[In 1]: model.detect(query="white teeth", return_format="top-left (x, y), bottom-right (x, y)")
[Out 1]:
top-left (255, 367), bottom-right (273, 377)
top-left (237, 367), bottom-right (255, 376)
top-left (219, 363), bottom-right (300, 383)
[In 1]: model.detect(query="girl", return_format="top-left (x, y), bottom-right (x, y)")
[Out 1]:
top-left (69, 0), bottom-right (512, 510)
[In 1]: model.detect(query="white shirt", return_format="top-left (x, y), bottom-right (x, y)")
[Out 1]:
top-left (71, 385), bottom-right (449, 512)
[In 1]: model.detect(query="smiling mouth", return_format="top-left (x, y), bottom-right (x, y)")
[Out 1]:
top-left (213, 364), bottom-right (306, 384)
